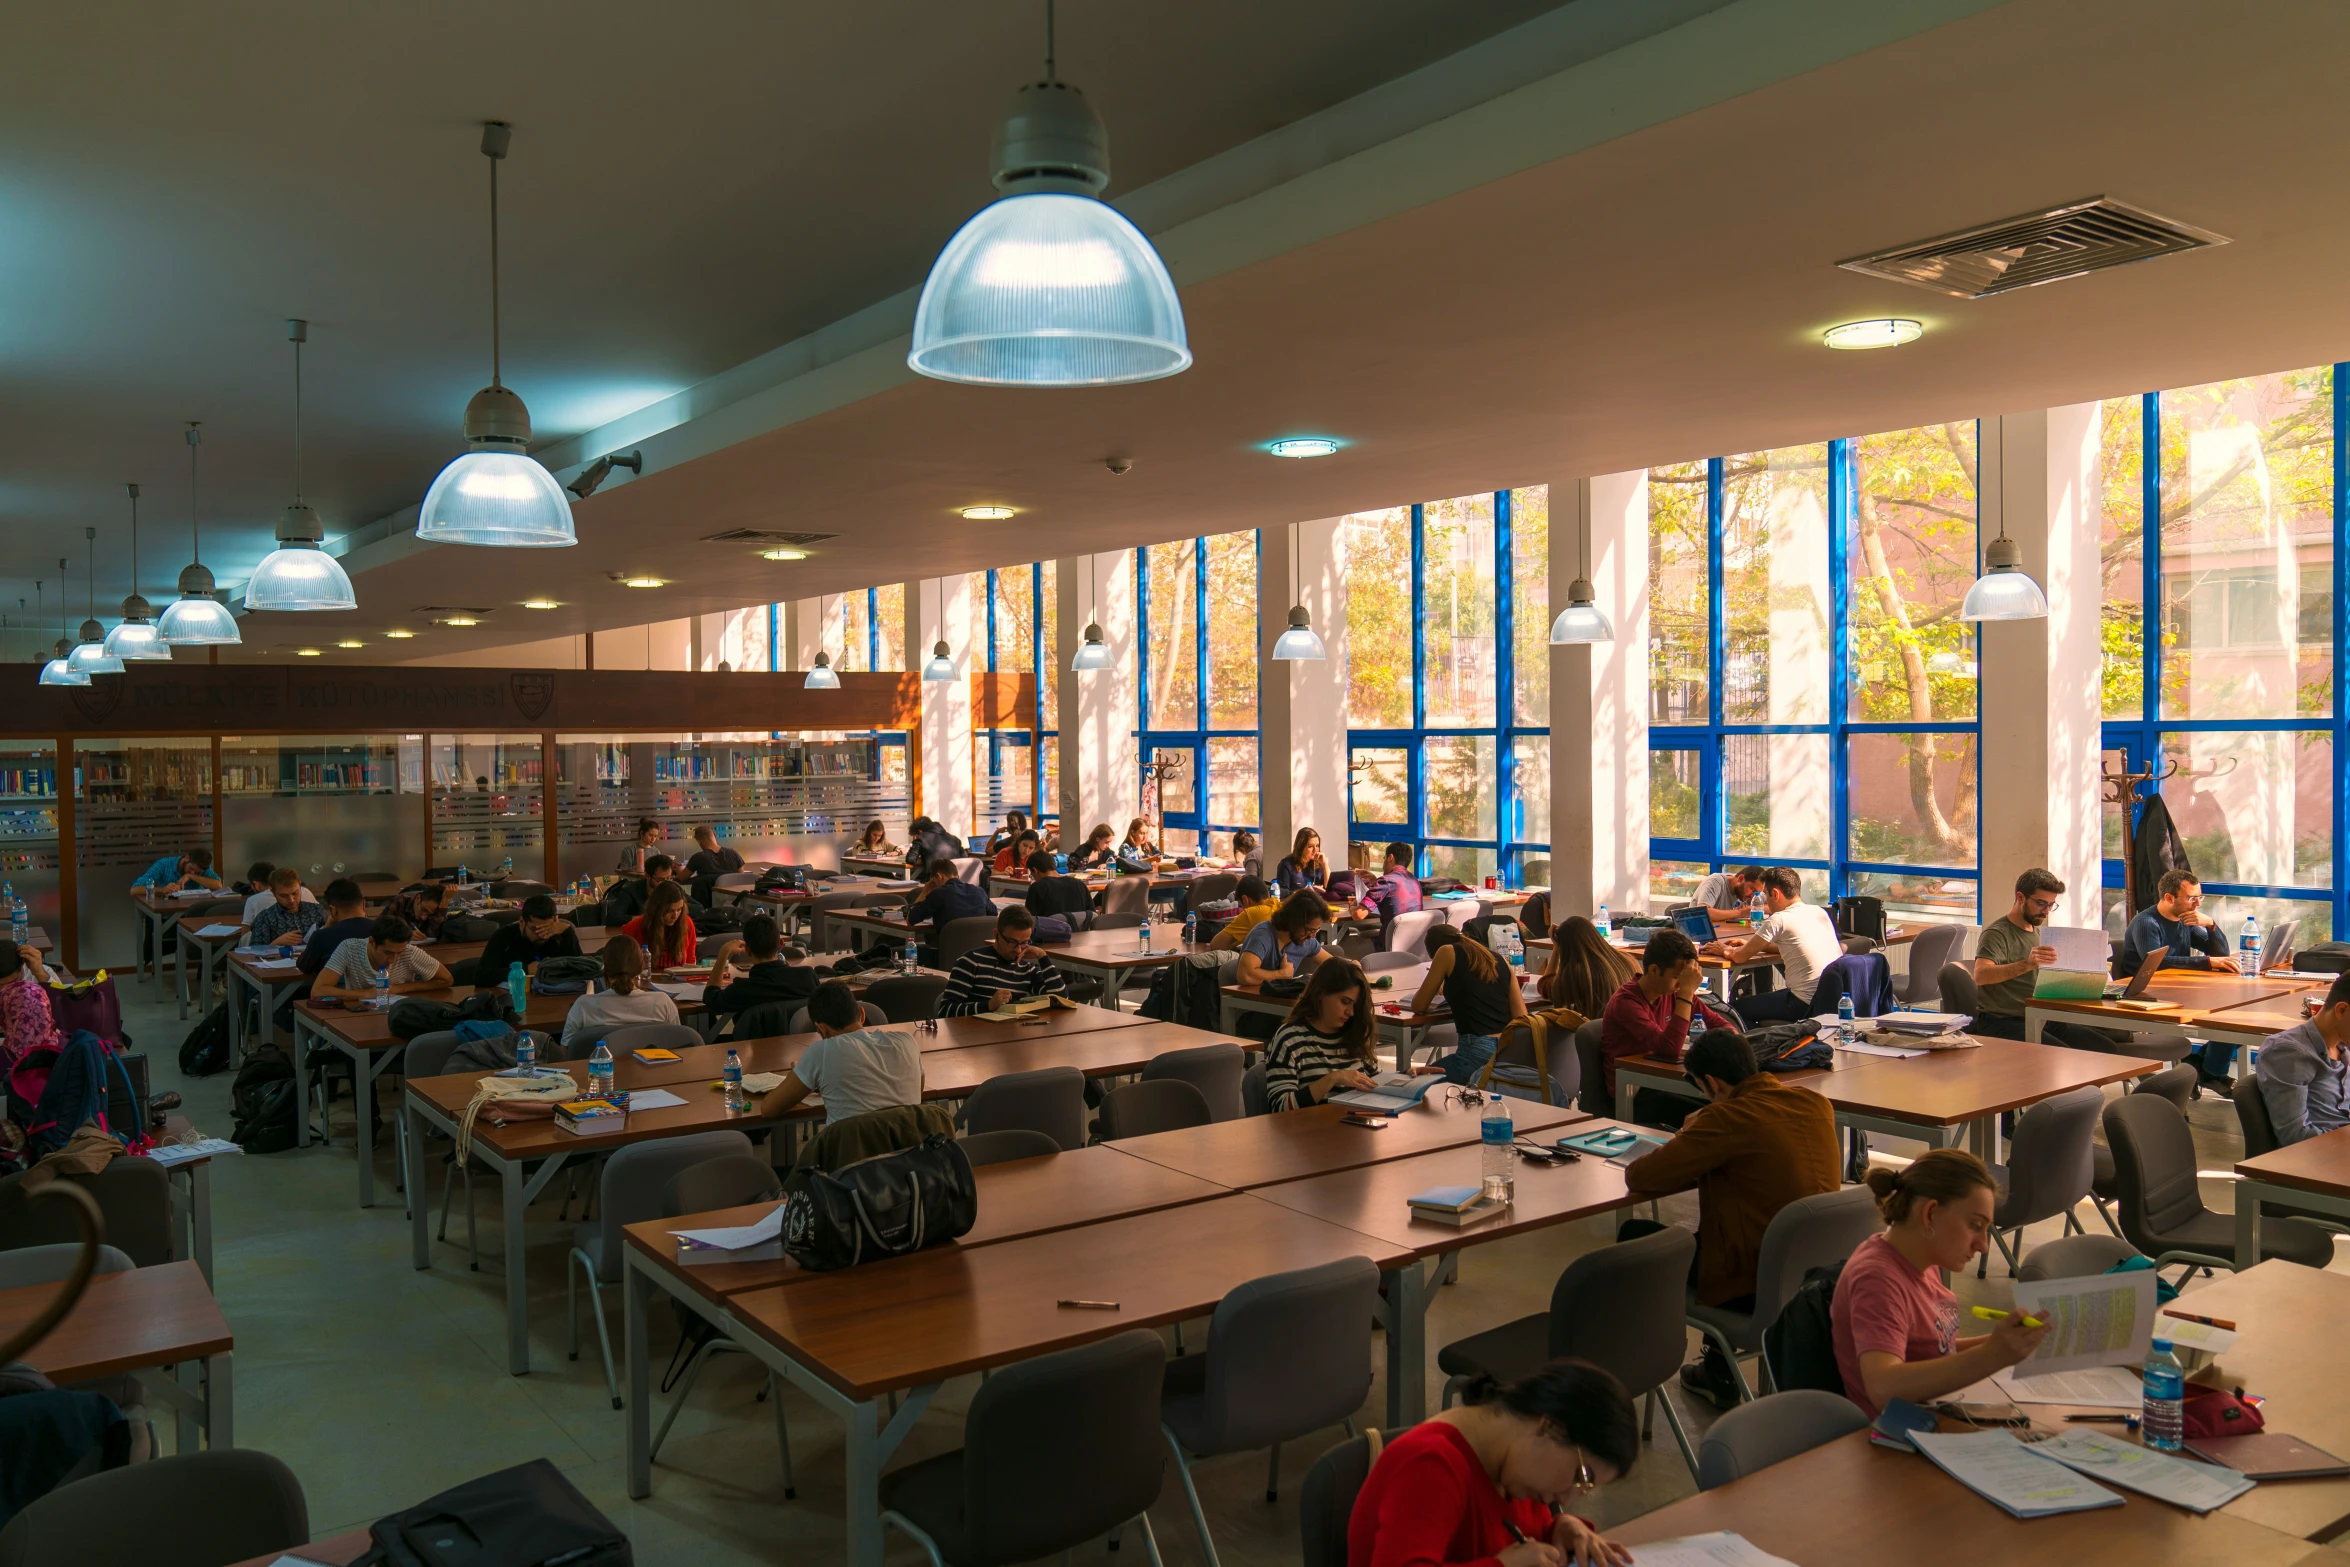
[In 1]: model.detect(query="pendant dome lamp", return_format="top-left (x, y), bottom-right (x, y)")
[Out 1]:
top-left (1070, 555), bottom-right (1111, 671)
top-left (66, 536), bottom-right (123, 676)
top-left (247, 320), bottom-right (357, 611)
top-left (1270, 525), bottom-right (1326, 661)
top-left (101, 484), bottom-right (170, 661)
top-left (1959, 518), bottom-right (2049, 622)
top-left (157, 423), bottom-right (241, 644)
top-left (1547, 501), bottom-right (1614, 644)
top-left (417, 122), bottom-right (575, 546)
top-left (803, 650), bottom-right (841, 690)
top-left (36, 579), bottom-right (85, 687)
top-left (921, 579), bottom-right (958, 682)
top-left (908, 0), bottom-right (1189, 388)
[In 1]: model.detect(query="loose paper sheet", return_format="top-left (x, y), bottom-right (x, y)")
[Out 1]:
top-left (194, 923), bottom-right (242, 938)
top-left (2041, 925), bottom-right (2114, 974)
top-left (671, 1203), bottom-right (785, 1251)
top-left (1908, 1429), bottom-right (2124, 1518)
top-left (1990, 1362), bottom-right (2146, 1409)
top-left (145, 1137), bottom-right (242, 1167)
top-left (2034, 1429), bottom-right (2255, 1513)
top-left (624, 1088), bottom-right (687, 1111)
top-left (2010, 1268), bottom-right (2156, 1374)
top-left (2155, 1315), bottom-right (2240, 1354)
top-left (1626, 1536), bottom-right (1798, 1567)
top-left (1837, 1041), bottom-right (1928, 1059)
top-left (248, 958), bottom-right (299, 971)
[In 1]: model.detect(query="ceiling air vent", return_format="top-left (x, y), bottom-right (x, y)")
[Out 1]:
top-left (1837, 197), bottom-right (2228, 299)
top-left (411, 605), bottom-right (495, 616)
top-left (700, 529), bottom-right (838, 546)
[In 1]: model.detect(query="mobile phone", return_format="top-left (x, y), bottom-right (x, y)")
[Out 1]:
top-left (1341, 1112), bottom-right (1388, 1129)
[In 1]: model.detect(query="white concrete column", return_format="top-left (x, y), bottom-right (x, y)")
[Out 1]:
top-left (1979, 403), bottom-right (2104, 927)
top-left (1549, 472), bottom-right (1650, 917)
top-left (1053, 551), bottom-right (1138, 842)
top-left (1259, 519), bottom-right (1350, 874)
top-left (912, 576), bottom-right (975, 839)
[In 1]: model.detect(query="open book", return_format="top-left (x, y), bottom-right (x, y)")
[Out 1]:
top-left (974, 993), bottom-right (1081, 1021)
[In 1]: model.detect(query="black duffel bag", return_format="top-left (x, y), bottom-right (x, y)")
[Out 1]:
top-left (388, 991), bottom-right (518, 1041)
top-left (359, 1458), bottom-right (629, 1566)
top-left (782, 1133), bottom-right (977, 1271)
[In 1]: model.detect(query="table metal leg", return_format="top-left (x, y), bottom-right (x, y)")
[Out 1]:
top-left (166, 1160), bottom-right (215, 1285)
top-left (292, 1013), bottom-right (316, 1148)
top-left (501, 1156), bottom-right (530, 1375)
top-left (206, 1352), bottom-right (232, 1448)
top-left (626, 1253), bottom-right (653, 1497)
top-left (350, 1041), bottom-right (382, 1207)
top-left (842, 1395), bottom-right (885, 1567)
top-left (174, 930), bottom-right (188, 1019)
top-left (1384, 1261), bottom-right (1428, 1428)
top-left (408, 1098), bottom-right (433, 1270)
top-left (2236, 1178), bottom-right (2263, 1267)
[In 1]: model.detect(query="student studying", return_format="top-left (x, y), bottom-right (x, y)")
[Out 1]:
top-left (1262, 957), bottom-right (1378, 1110)
top-left (1702, 866), bottom-right (1841, 1024)
top-left (309, 915), bottom-right (453, 1003)
top-left (2254, 969), bottom-right (2350, 1145)
top-left (937, 905), bottom-right (1068, 1016)
top-left (561, 938), bottom-right (681, 1055)
top-left (699, 914), bottom-right (818, 1023)
top-left (756, 979), bottom-right (923, 1125)
top-left (477, 895), bottom-right (583, 975)
top-left (129, 846), bottom-right (220, 894)
top-left (1412, 923), bottom-right (1527, 1084)
top-left (1275, 826), bottom-right (1329, 893)
top-left (1237, 888), bottom-right (1332, 987)
top-left (248, 866), bottom-right (326, 949)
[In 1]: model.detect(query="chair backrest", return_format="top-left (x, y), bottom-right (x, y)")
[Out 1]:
top-left (1750, 1185), bottom-right (1884, 1332)
top-left (1997, 1086), bottom-right (2102, 1226)
top-left (861, 974), bottom-right (949, 1022)
top-left (784, 1000), bottom-right (887, 1033)
top-left (939, 914), bottom-right (1002, 969)
top-left (1091, 911), bottom-right (1144, 930)
top-left (1358, 951), bottom-right (1420, 973)
top-left (1544, 1223), bottom-right (1695, 1398)
top-left (1899, 924), bottom-right (1966, 1003)
top-left (661, 1152), bottom-right (782, 1217)
top-left (736, 999), bottom-right (800, 1039)
top-left (1814, 952), bottom-right (1894, 1016)
top-left (963, 1064), bottom-right (1088, 1150)
top-left (1936, 961), bottom-right (1980, 1015)
top-left (586, 1130), bottom-right (757, 1279)
top-left (445, 957), bottom-right (482, 989)
top-left (1573, 1022), bottom-right (1609, 1116)
top-left (1437, 900), bottom-right (1484, 929)
top-left (807, 891), bottom-right (875, 950)
top-left (1100, 877), bottom-right (1152, 916)
top-left (959, 1127), bottom-right (1062, 1166)
top-left (1831, 895), bottom-right (1886, 942)
top-left (403, 1030), bottom-right (467, 1078)
top-left (599, 1022), bottom-right (705, 1055)
top-left (2132, 1063), bottom-right (2200, 1109)
top-left (696, 932), bottom-right (738, 961)
top-left (958, 1329), bottom-right (1168, 1565)
top-left (1193, 1257), bottom-right (1380, 1451)
top-left (0, 1157), bottom-right (174, 1267)
top-left (2017, 1233), bottom-right (2142, 1283)
top-left (1140, 1042), bottom-right (1246, 1121)
top-left (2232, 1074), bottom-right (2281, 1157)
top-left (952, 856), bottom-right (988, 886)
top-left (440, 914), bottom-right (501, 943)
top-left (1098, 1078), bottom-right (1214, 1141)
top-left (1300, 1432), bottom-right (1379, 1567)
top-left (493, 879), bottom-right (552, 899)
top-left (2104, 1092), bottom-right (2211, 1251)
top-left (1695, 1390), bottom-right (1869, 1490)
top-left (0, 1241), bottom-right (135, 1289)
top-left (1384, 909), bottom-right (1442, 958)
top-left (1241, 1061), bottom-right (1270, 1117)
top-left (0, 1449), bottom-right (308, 1567)
top-left (1187, 873), bottom-right (1239, 908)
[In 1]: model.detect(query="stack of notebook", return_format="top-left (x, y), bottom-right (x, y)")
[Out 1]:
top-left (1407, 1184), bottom-right (1506, 1227)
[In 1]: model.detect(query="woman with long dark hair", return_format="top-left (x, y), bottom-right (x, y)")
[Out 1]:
top-left (1413, 923), bottom-right (1527, 1083)
top-left (622, 879), bottom-right (699, 969)
top-left (1275, 827), bottom-right (1328, 894)
top-left (1262, 957), bottom-right (1376, 1111)
top-left (1539, 916), bottom-right (1634, 1018)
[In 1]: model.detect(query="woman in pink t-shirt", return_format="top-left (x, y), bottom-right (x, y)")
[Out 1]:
top-left (1830, 1149), bottom-right (2050, 1416)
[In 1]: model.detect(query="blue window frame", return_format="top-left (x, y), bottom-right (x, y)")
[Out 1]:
top-left (1135, 535), bottom-right (1260, 855)
top-left (975, 565), bottom-right (1051, 838)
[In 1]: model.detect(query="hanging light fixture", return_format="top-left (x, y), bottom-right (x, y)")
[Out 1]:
top-left (157, 423), bottom-right (242, 644)
top-left (1959, 518), bottom-right (2050, 621)
top-left (102, 484), bottom-right (170, 661)
top-left (908, 0), bottom-right (1189, 387)
top-left (1270, 525), bottom-right (1327, 661)
top-left (1548, 500), bottom-right (1615, 644)
top-left (1070, 555), bottom-right (1111, 670)
top-left (921, 579), bottom-right (957, 682)
top-left (804, 650), bottom-right (841, 690)
top-left (66, 536), bottom-right (123, 676)
top-left (416, 122), bottom-right (576, 546)
top-left (247, 320), bottom-right (357, 612)
top-left (36, 580), bottom-right (84, 687)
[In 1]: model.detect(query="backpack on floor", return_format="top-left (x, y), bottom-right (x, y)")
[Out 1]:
top-left (177, 1004), bottom-right (232, 1078)
top-left (360, 1458), bottom-right (631, 1567)
top-left (229, 1044), bottom-right (299, 1154)
top-left (7, 1031), bottom-right (146, 1157)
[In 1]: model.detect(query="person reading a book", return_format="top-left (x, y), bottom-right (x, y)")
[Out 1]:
top-left (1831, 1149), bottom-right (2050, 1418)
top-left (700, 913), bottom-right (819, 1025)
top-left (938, 906), bottom-right (1069, 1016)
top-left (478, 894), bottom-right (582, 976)
top-left (1236, 889), bottom-right (1331, 987)
top-left (311, 915), bottom-right (453, 1004)
top-left (1411, 923), bottom-right (1527, 1084)
top-left (1965, 867), bottom-right (2068, 1041)
top-left (1263, 957), bottom-right (1378, 1111)
top-left (761, 979), bottom-right (924, 1126)
top-left (559, 937), bottom-right (680, 1056)
top-left (1348, 1358), bottom-right (1638, 1567)
top-left (1617, 1028), bottom-right (1840, 1409)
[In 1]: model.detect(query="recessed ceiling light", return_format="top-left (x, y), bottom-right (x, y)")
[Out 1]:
top-left (759, 548), bottom-right (808, 562)
top-left (1822, 318), bottom-right (1923, 351)
top-left (1267, 437), bottom-right (1341, 459)
top-left (383, 628), bottom-right (415, 639)
top-left (960, 505), bottom-right (1016, 522)
top-left (296, 647), bottom-right (321, 657)
top-left (335, 639), bottom-right (364, 649)
top-left (444, 616), bottom-right (480, 627)
top-left (522, 598), bottom-right (561, 610)
top-left (622, 575), bottom-right (665, 589)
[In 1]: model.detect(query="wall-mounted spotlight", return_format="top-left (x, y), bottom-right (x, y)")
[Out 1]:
top-left (566, 449), bottom-right (643, 500)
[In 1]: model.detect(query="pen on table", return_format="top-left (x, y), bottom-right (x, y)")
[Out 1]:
top-left (1970, 1306), bottom-right (2047, 1329)
top-left (2162, 1309), bottom-right (2237, 1331)
top-left (2065, 1413), bottom-right (2140, 1425)
top-left (1058, 1299), bottom-right (1120, 1310)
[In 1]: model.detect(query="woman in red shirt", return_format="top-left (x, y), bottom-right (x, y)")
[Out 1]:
top-left (1349, 1360), bottom-right (1637, 1567)
top-left (621, 880), bottom-right (699, 970)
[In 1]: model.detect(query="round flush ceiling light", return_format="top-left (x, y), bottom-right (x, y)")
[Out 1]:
top-left (622, 575), bottom-right (666, 589)
top-left (522, 598), bottom-right (560, 610)
top-left (443, 616), bottom-right (480, 627)
top-left (760, 548), bottom-right (808, 562)
top-left (297, 647), bottom-right (321, 657)
top-left (1822, 318), bottom-right (1923, 351)
top-left (1267, 437), bottom-right (1341, 459)
top-left (383, 629), bottom-right (416, 639)
top-left (960, 505), bottom-right (1016, 521)
top-left (335, 638), bottom-right (364, 649)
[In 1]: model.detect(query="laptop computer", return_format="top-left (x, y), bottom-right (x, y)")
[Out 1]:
top-left (2104, 945), bottom-right (2175, 1008)
top-left (1670, 906), bottom-right (1715, 944)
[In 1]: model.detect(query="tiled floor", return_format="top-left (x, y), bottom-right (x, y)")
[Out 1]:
top-left (114, 973), bottom-right (2344, 1564)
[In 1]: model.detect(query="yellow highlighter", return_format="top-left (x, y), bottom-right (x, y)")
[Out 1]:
top-left (1971, 1306), bottom-right (2048, 1329)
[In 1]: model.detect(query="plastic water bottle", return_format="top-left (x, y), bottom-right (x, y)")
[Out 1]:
top-left (2241, 916), bottom-right (2261, 971)
top-left (514, 1028), bottom-right (538, 1073)
top-left (587, 1039), bottom-right (615, 1099)
top-left (723, 1048), bottom-right (746, 1111)
top-left (901, 935), bottom-right (919, 977)
top-left (1140, 917), bottom-right (1153, 955)
top-left (507, 961), bottom-right (528, 1018)
top-left (1480, 1095), bottom-right (1515, 1202)
top-left (500, 856), bottom-right (514, 880)
top-left (374, 964), bottom-right (390, 1012)
top-left (2142, 1339), bottom-right (2185, 1451)
top-left (7, 890), bottom-right (24, 947)
top-left (1750, 888), bottom-right (1766, 923)
top-left (1055, 853), bottom-right (1068, 874)
top-left (1594, 904), bottom-right (1611, 942)
top-left (1183, 911), bottom-right (1198, 948)
top-left (457, 861), bottom-right (468, 886)
top-left (1838, 994), bottom-right (1856, 1026)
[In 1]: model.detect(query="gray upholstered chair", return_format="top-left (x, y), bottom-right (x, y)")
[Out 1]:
top-left (2090, 1064), bottom-right (2198, 1234)
top-left (2104, 1093), bottom-right (2332, 1271)
top-left (1141, 1043), bottom-right (1246, 1122)
top-left (1357, 951), bottom-right (1419, 973)
top-left (803, 891), bottom-right (879, 951)
top-left (1300, 1432), bottom-right (1380, 1567)
top-left (1437, 1225), bottom-right (1702, 1476)
top-left (962, 1065), bottom-right (1088, 1150)
top-left (0, 1451), bottom-right (307, 1567)
top-left (1163, 1258), bottom-right (1379, 1567)
top-left (1100, 877), bottom-right (1153, 917)
top-left (880, 1329), bottom-right (1170, 1567)
top-left (1936, 962), bottom-right (1979, 1015)
top-left (651, 1151), bottom-right (795, 1496)
top-left (938, 915), bottom-right (1001, 969)
top-left (1573, 1023), bottom-right (1610, 1116)
top-left (862, 973), bottom-right (949, 1022)
top-left (1982, 1086), bottom-right (2101, 1276)
top-left (0, 1158), bottom-right (173, 1269)
top-left (1691, 1185), bottom-right (1883, 1402)
top-left (1695, 1390), bottom-right (1868, 1489)
top-left (1099, 1079), bottom-right (1214, 1141)
top-left (0, 1241), bottom-right (136, 1288)
top-left (1383, 910), bottom-right (1441, 958)
top-left (600, 1022), bottom-right (704, 1056)
top-left (959, 1128), bottom-right (1062, 1166)
top-left (567, 1129), bottom-right (757, 1407)
top-left (1241, 1062), bottom-right (1270, 1117)
top-left (2018, 1233), bottom-right (2141, 1282)
top-left (1899, 924), bottom-right (1967, 1006)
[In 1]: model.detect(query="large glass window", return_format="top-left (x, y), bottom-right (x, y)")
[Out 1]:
top-left (1648, 462), bottom-right (1710, 725)
top-left (1134, 531), bottom-right (1263, 857)
top-left (1720, 444), bottom-right (1832, 727)
top-left (1344, 508), bottom-right (1414, 731)
top-left (1206, 531), bottom-right (1258, 730)
top-left (1849, 423), bottom-right (1979, 722)
top-left (1421, 494), bottom-right (1496, 728)
top-left (1511, 486), bottom-right (1550, 728)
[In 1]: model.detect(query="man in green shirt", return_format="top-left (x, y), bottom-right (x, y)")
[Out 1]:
top-left (1969, 868), bottom-right (2065, 1040)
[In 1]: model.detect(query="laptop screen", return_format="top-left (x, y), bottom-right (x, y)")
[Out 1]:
top-left (1671, 907), bottom-right (1714, 943)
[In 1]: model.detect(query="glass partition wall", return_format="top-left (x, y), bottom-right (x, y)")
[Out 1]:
top-left (0, 743), bottom-right (61, 947)
top-left (223, 734), bottom-right (424, 886)
top-left (74, 737), bottom-right (214, 966)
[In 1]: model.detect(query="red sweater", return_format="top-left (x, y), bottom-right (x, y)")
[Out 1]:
top-left (1598, 977), bottom-right (1730, 1095)
top-left (1348, 1421), bottom-right (1554, 1567)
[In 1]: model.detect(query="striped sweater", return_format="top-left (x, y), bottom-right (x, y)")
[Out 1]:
top-left (938, 944), bottom-right (1069, 1016)
top-left (1263, 1022), bottom-right (1375, 1111)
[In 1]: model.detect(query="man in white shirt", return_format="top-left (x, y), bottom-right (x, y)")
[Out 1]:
top-left (1706, 867), bottom-right (1843, 1023)
top-left (311, 915), bottom-right (452, 1002)
top-left (763, 980), bottom-right (923, 1126)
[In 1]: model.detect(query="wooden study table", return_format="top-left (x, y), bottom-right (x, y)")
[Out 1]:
top-left (827, 906), bottom-right (1200, 998)
top-left (2236, 1126), bottom-right (2350, 1282)
top-left (0, 1259), bottom-right (233, 1453)
top-left (174, 911), bottom-right (251, 1020)
top-left (128, 884), bottom-right (222, 989)
top-left (1109, 1095), bottom-right (1585, 1190)
top-left (839, 852), bottom-right (909, 878)
top-left (2023, 969), bottom-right (2321, 1064)
top-left (1221, 960), bottom-right (1546, 1069)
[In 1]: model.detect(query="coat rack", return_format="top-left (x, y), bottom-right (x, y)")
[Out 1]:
top-left (2100, 755), bottom-right (2237, 913)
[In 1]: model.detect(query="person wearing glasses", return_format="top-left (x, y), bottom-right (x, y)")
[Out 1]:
top-left (1347, 1358), bottom-right (1639, 1567)
top-left (2120, 868), bottom-right (2241, 1084)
